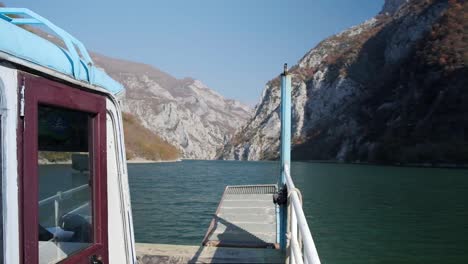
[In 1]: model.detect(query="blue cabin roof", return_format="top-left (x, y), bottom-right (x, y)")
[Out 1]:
top-left (0, 8), bottom-right (124, 95)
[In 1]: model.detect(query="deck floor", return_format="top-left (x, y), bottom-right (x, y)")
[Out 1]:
top-left (136, 243), bottom-right (284, 264)
top-left (202, 185), bottom-right (278, 248)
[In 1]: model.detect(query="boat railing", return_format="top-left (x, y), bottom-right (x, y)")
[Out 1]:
top-left (284, 163), bottom-right (321, 264)
top-left (38, 184), bottom-right (89, 227)
top-left (0, 8), bottom-right (95, 82)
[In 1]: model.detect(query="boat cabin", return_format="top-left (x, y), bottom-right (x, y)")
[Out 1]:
top-left (0, 8), bottom-right (136, 264)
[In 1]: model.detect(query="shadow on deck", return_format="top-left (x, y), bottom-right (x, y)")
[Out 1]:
top-left (202, 185), bottom-right (278, 248)
top-left (136, 184), bottom-right (283, 264)
top-left (136, 243), bottom-right (284, 264)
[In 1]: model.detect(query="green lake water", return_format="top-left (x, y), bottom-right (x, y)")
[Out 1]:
top-left (129, 160), bottom-right (468, 263)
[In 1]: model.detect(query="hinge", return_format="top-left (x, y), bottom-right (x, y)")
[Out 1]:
top-left (19, 77), bottom-right (25, 117)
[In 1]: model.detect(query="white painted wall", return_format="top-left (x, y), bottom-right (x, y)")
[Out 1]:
top-left (0, 65), bottom-right (20, 264)
top-left (106, 98), bottom-right (136, 264)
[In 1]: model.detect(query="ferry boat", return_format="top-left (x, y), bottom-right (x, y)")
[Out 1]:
top-left (0, 8), bottom-right (320, 264)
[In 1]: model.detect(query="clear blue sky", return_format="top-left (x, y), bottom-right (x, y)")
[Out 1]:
top-left (5, 0), bottom-right (383, 105)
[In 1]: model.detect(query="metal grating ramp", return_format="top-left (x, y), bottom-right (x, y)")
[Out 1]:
top-left (203, 185), bottom-right (278, 249)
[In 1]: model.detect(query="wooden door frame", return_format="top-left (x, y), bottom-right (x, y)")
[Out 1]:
top-left (18, 72), bottom-right (108, 264)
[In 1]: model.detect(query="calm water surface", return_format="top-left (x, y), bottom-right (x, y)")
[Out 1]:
top-left (129, 160), bottom-right (468, 264)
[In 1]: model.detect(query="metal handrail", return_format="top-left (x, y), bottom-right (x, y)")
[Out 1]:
top-left (284, 163), bottom-right (321, 264)
top-left (39, 184), bottom-right (88, 206)
top-left (38, 184), bottom-right (89, 228)
top-left (0, 8), bottom-right (95, 82)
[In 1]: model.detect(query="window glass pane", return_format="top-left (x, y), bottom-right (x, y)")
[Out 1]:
top-left (38, 106), bottom-right (93, 264)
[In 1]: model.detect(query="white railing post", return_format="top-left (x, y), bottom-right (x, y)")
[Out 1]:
top-left (284, 164), bottom-right (321, 264)
top-left (54, 191), bottom-right (61, 228)
top-left (290, 201), bottom-right (297, 264)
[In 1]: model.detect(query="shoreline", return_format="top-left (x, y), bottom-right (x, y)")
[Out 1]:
top-left (39, 160), bottom-right (72, 165)
top-left (39, 158), bottom-right (468, 169)
top-left (297, 160), bottom-right (468, 169)
top-left (126, 159), bottom-right (182, 164)
top-left (39, 159), bottom-right (183, 165)
top-left (216, 159), bottom-right (468, 169)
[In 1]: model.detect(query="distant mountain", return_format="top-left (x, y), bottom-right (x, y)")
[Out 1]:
top-left (220, 0), bottom-right (468, 165)
top-left (93, 54), bottom-right (251, 159)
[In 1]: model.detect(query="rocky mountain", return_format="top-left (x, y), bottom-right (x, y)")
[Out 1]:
top-left (92, 54), bottom-right (251, 159)
top-left (220, 0), bottom-right (468, 165)
top-left (381, 0), bottom-right (409, 14)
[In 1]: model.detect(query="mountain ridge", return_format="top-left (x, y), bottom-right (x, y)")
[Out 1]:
top-left (92, 53), bottom-right (251, 160)
top-left (219, 0), bottom-right (467, 165)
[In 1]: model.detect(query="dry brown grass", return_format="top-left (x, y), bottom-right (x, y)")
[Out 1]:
top-left (420, 0), bottom-right (467, 71)
top-left (122, 112), bottom-right (180, 161)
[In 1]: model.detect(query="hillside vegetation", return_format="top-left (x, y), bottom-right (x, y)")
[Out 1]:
top-left (123, 113), bottom-right (180, 161)
top-left (346, 0), bottom-right (468, 164)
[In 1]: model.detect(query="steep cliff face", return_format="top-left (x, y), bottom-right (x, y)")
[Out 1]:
top-left (93, 54), bottom-right (251, 159)
top-left (220, 0), bottom-right (467, 165)
top-left (381, 0), bottom-right (408, 14)
top-left (122, 112), bottom-right (180, 161)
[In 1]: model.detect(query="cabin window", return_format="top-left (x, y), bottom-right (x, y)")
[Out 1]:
top-left (21, 73), bottom-right (108, 264)
top-left (38, 106), bottom-right (93, 263)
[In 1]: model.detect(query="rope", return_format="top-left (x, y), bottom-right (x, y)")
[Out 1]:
top-left (288, 186), bottom-right (304, 261)
top-left (286, 197), bottom-right (292, 263)
top-left (288, 187), bottom-right (303, 206)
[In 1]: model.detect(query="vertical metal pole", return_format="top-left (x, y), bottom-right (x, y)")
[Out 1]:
top-left (54, 198), bottom-right (60, 260)
top-left (54, 198), bottom-right (59, 228)
top-left (279, 63), bottom-right (292, 250)
top-left (280, 63), bottom-right (292, 185)
top-left (55, 191), bottom-right (62, 230)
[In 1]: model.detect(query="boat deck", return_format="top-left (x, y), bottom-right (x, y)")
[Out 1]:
top-left (136, 185), bottom-right (282, 263)
top-left (202, 185), bottom-right (278, 248)
top-left (136, 243), bottom-right (284, 264)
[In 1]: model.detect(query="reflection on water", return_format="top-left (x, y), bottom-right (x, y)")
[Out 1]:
top-left (128, 160), bottom-right (468, 264)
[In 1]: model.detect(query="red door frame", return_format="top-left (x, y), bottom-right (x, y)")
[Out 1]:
top-left (18, 72), bottom-right (108, 264)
